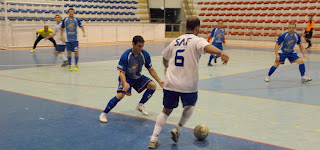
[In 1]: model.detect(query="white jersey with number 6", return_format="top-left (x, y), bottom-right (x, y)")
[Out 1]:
top-left (162, 33), bottom-right (209, 93)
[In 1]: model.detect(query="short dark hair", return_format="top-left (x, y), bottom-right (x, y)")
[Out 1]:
top-left (132, 35), bottom-right (145, 45)
top-left (68, 8), bottom-right (75, 12)
top-left (289, 22), bottom-right (296, 27)
top-left (55, 14), bottom-right (61, 18)
top-left (186, 16), bottom-right (200, 31)
top-left (218, 19), bottom-right (223, 23)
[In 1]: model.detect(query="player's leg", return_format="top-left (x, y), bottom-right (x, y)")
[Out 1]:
top-left (99, 92), bottom-right (125, 123)
top-left (134, 76), bottom-right (154, 115)
top-left (171, 91), bottom-right (198, 143)
top-left (54, 45), bottom-right (68, 67)
top-left (48, 37), bottom-right (57, 47)
top-left (208, 55), bottom-right (214, 66)
top-left (99, 79), bottom-right (132, 123)
top-left (214, 43), bottom-right (223, 61)
top-left (66, 42), bottom-right (73, 71)
top-left (149, 90), bottom-right (179, 149)
top-left (290, 54), bottom-right (312, 83)
top-left (31, 35), bottom-right (43, 53)
top-left (265, 53), bottom-right (283, 82)
top-left (74, 41), bottom-right (79, 71)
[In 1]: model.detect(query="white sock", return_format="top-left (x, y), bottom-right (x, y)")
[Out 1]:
top-left (177, 106), bottom-right (194, 130)
top-left (150, 112), bottom-right (168, 141)
top-left (59, 53), bottom-right (67, 61)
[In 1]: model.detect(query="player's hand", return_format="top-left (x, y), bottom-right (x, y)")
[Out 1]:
top-left (303, 54), bottom-right (310, 60)
top-left (83, 33), bottom-right (86, 37)
top-left (223, 43), bottom-right (226, 46)
top-left (123, 82), bottom-right (130, 92)
top-left (61, 37), bottom-right (65, 42)
top-left (159, 81), bottom-right (164, 89)
top-left (220, 52), bottom-right (229, 65)
top-left (276, 54), bottom-right (280, 62)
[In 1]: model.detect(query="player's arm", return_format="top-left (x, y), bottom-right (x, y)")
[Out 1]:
top-left (163, 58), bottom-right (169, 75)
top-left (204, 45), bottom-right (229, 64)
top-left (274, 43), bottom-right (280, 61)
top-left (148, 67), bottom-right (164, 88)
top-left (80, 26), bottom-right (86, 37)
top-left (60, 28), bottom-right (65, 42)
top-left (45, 33), bottom-right (56, 40)
top-left (119, 71), bottom-right (130, 92)
top-left (298, 42), bottom-right (310, 60)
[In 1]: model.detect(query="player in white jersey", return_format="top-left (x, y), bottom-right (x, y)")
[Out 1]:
top-left (148, 16), bottom-right (229, 149)
top-left (46, 15), bottom-right (68, 67)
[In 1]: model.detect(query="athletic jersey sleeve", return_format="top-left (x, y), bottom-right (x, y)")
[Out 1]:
top-left (311, 21), bottom-right (315, 28)
top-left (117, 53), bottom-right (128, 72)
top-left (143, 50), bottom-right (152, 69)
top-left (162, 44), bottom-right (172, 60)
top-left (296, 33), bottom-right (301, 45)
top-left (48, 29), bottom-right (53, 34)
top-left (276, 33), bottom-right (286, 45)
top-left (61, 18), bottom-right (66, 28)
top-left (36, 29), bottom-right (43, 34)
top-left (196, 38), bottom-right (210, 54)
top-left (76, 18), bottom-right (83, 27)
top-left (210, 28), bottom-right (217, 37)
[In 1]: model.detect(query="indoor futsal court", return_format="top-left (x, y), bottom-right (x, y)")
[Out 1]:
top-left (0, 0), bottom-right (320, 150)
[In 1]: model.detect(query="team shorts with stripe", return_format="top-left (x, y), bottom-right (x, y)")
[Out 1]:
top-left (117, 75), bottom-right (152, 96)
top-left (276, 53), bottom-right (300, 64)
top-left (66, 41), bottom-right (79, 52)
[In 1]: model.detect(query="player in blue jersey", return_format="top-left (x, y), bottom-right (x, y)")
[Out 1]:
top-left (207, 19), bottom-right (226, 66)
top-left (61, 8), bottom-right (86, 71)
top-left (99, 35), bottom-right (164, 123)
top-left (265, 23), bottom-right (312, 83)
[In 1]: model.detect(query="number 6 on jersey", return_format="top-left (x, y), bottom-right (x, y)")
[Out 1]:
top-left (175, 49), bottom-right (185, 66)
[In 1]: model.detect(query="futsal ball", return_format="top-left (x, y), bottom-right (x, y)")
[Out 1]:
top-left (194, 124), bottom-right (209, 140)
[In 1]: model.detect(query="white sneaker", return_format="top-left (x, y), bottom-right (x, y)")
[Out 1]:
top-left (99, 112), bottom-right (108, 123)
top-left (301, 77), bottom-right (312, 83)
top-left (265, 76), bottom-right (270, 82)
top-left (148, 140), bottom-right (160, 149)
top-left (136, 104), bottom-right (148, 116)
top-left (171, 127), bottom-right (180, 143)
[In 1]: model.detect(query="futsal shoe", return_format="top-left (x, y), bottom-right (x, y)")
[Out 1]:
top-left (207, 63), bottom-right (213, 66)
top-left (148, 140), bottom-right (160, 149)
top-left (171, 127), bottom-right (180, 143)
top-left (265, 76), bottom-right (270, 82)
top-left (30, 49), bottom-right (34, 53)
top-left (136, 104), bottom-right (149, 115)
top-left (301, 77), bottom-right (312, 83)
top-left (74, 66), bottom-right (79, 71)
top-left (69, 66), bottom-right (73, 71)
top-left (99, 112), bottom-right (108, 123)
top-left (61, 61), bottom-right (68, 67)
top-left (214, 58), bottom-right (217, 63)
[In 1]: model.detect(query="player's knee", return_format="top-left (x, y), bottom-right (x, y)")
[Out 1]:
top-left (296, 58), bottom-right (304, 64)
top-left (53, 51), bottom-right (59, 56)
top-left (147, 81), bottom-right (156, 90)
top-left (274, 62), bottom-right (280, 67)
top-left (162, 107), bottom-right (173, 116)
top-left (116, 93), bottom-right (125, 100)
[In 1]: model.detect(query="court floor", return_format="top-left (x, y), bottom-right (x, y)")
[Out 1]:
top-left (0, 42), bottom-right (319, 150)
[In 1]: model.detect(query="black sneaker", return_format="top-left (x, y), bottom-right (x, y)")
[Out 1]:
top-left (208, 63), bottom-right (213, 66)
top-left (214, 58), bottom-right (217, 63)
top-left (61, 61), bottom-right (68, 67)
